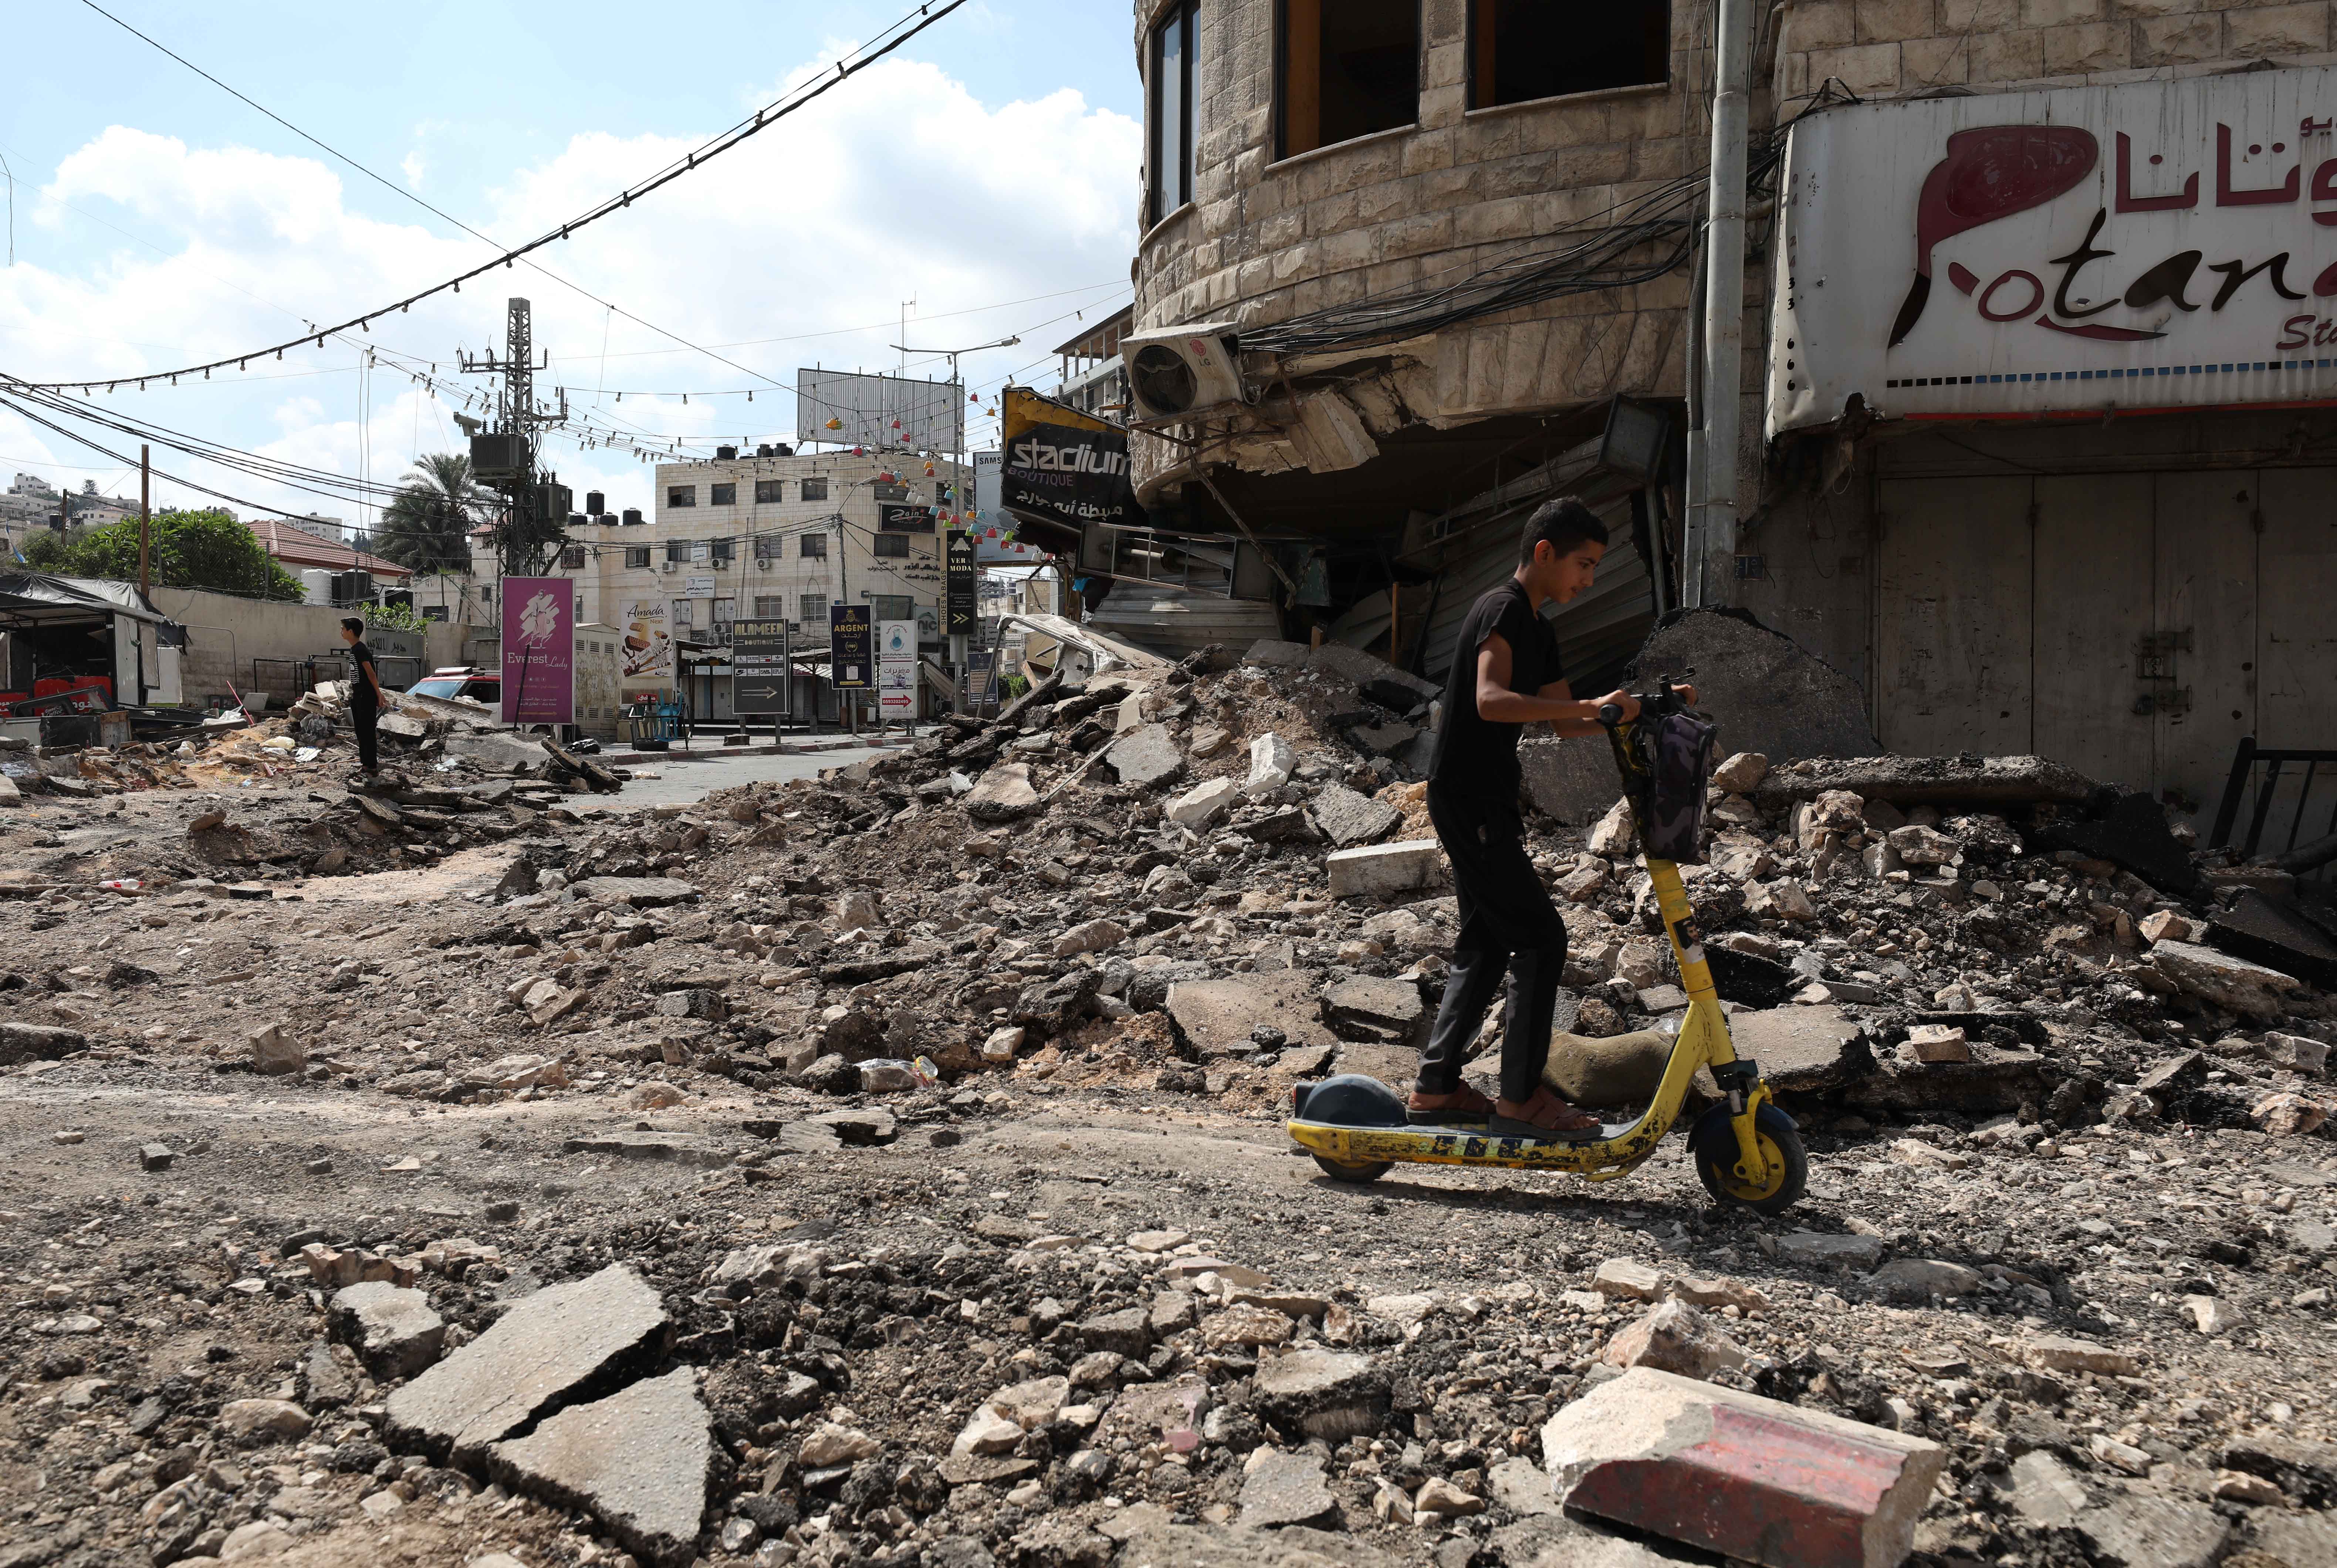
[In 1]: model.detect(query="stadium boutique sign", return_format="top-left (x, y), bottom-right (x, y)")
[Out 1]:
top-left (1769, 65), bottom-right (2337, 433)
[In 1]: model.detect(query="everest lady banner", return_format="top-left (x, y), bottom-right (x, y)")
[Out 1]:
top-left (1769, 66), bottom-right (2337, 433)
top-left (500, 576), bottom-right (575, 726)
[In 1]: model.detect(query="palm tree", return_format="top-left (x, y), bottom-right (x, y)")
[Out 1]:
top-left (375, 452), bottom-right (489, 573)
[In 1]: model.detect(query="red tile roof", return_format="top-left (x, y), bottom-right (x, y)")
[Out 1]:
top-left (244, 516), bottom-right (411, 580)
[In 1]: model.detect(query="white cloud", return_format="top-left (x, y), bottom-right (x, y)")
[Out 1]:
top-left (0, 56), bottom-right (1139, 523)
top-left (401, 151), bottom-right (425, 189)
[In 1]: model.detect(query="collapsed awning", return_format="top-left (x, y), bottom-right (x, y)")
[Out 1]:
top-left (0, 571), bottom-right (173, 627)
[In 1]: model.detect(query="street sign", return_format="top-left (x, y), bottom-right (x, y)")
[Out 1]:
top-left (829, 604), bottom-right (871, 689)
top-left (964, 648), bottom-right (998, 713)
top-left (945, 529), bottom-right (976, 634)
top-left (730, 618), bottom-right (790, 714)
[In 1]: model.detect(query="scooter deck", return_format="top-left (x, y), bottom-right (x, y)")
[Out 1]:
top-left (1290, 1114), bottom-right (1668, 1175)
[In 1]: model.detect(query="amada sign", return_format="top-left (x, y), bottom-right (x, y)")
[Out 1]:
top-left (1770, 66), bottom-right (2337, 433)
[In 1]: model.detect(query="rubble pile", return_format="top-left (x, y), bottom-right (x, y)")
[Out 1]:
top-left (0, 634), bottom-right (2331, 1568)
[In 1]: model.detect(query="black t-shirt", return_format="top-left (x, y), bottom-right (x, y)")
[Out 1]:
top-left (347, 641), bottom-right (379, 712)
top-left (1427, 579), bottom-right (1563, 805)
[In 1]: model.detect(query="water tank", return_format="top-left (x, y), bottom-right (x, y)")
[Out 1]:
top-left (568, 513), bottom-right (586, 528)
top-left (715, 445), bottom-right (738, 460)
top-left (585, 490), bottom-right (605, 515)
top-left (772, 442), bottom-right (794, 457)
top-left (622, 508), bottom-right (644, 526)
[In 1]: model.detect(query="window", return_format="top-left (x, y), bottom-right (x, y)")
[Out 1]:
top-left (625, 545), bottom-right (651, 569)
top-left (1278, 0), bottom-right (1418, 159)
top-left (755, 534), bottom-right (784, 562)
top-left (754, 479), bottom-right (785, 504)
top-left (800, 533), bottom-right (828, 560)
top-left (667, 485), bottom-right (696, 507)
top-left (672, 599), bottom-right (693, 628)
top-left (753, 596), bottom-right (785, 618)
top-left (709, 482), bottom-right (737, 506)
top-left (1148, 1), bottom-right (1199, 225)
top-left (710, 538), bottom-right (735, 562)
top-left (800, 592), bottom-right (826, 624)
top-left (665, 541), bottom-right (689, 564)
top-left (559, 544), bottom-right (586, 569)
top-left (872, 533), bottom-right (911, 558)
top-left (800, 476), bottom-right (829, 502)
top-left (873, 594), bottom-right (913, 625)
top-left (1470, 0), bottom-right (1668, 108)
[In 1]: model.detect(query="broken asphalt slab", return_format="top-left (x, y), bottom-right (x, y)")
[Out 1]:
top-left (384, 1263), bottom-right (670, 1463)
top-left (487, 1365), bottom-right (712, 1567)
top-left (1167, 970), bottom-right (1339, 1058)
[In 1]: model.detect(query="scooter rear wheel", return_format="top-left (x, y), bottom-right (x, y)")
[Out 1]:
top-left (1312, 1154), bottom-right (1393, 1184)
top-left (1689, 1103), bottom-right (1808, 1215)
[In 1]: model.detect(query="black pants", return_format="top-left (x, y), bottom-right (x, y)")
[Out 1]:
top-left (1417, 785), bottom-right (1569, 1105)
top-left (351, 704), bottom-right (378, 774)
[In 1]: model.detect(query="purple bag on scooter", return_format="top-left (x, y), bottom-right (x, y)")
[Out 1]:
top-left (1638, 710), bottom-right (1717, 864)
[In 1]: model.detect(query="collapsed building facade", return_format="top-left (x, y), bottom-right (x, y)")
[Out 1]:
top-left (1112, 0), bottom-right (2337, 851)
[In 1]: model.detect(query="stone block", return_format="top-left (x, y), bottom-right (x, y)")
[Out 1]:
top-left (1541, 1367), bottom-right (1944, 1568)
top-left (1854, 0), bottom-right (1934, 42)
top-left (1971, 26), bottom-right (2047, 79)
top-left (1106, 724), bottom-right (1185, 789)
top-left (1167, 777), bottom-right (1240, 826)
top-left (487, 1367), bottom-right (710, 1567)
top-left (2134, 14), bottom-right (2220, 65)
top-left (1805, 42), bottom-right (1905, 94)
top-left (1327, 839), bottom-right (1445, 899)
top-left (1785, 0), bottom-right (1857, 48)
top-left (2226, 3), bottom-right (2329, 56)
top-left (2042, 21), bottom-right (2130, 72)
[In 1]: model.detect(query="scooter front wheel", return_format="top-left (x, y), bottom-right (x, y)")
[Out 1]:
top-left (1312, 1154), bottom-right (1393, 1184)
top-left (1689, 1103), bottom-right (1808, 1215)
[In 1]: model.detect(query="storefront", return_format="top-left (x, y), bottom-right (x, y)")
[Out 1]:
top-left (1756, 65), bottom-right (2337, 840)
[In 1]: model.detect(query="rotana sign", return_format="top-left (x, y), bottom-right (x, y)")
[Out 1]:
top-left (1769, 65), bottom-right (2337, 432)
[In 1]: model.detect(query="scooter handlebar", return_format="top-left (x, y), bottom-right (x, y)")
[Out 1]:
top-left (1596, 703), bottom-right (1624, 727)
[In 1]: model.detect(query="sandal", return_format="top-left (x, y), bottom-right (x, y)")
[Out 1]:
top-left (1487, 1087), bottom-right (1603, 1144)
top-left (1406, 1084), bottom-right (1494, 1126)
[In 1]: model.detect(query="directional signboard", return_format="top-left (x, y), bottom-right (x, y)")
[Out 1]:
top-left (877, 619), bottom-right (917, 720)
top-left (730, 619), bottom-right (790, 715)
top-left (945, 528), bottom-right (977, 634)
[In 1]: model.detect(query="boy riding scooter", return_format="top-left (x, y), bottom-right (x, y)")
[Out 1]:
top-left (1408, 498), bottom-right (1694, 1142)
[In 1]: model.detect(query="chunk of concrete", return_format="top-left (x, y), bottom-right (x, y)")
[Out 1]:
top-left (569, 876), bottom-right (701, 908)
top-left (1239, 1447), bottom-right (1338, 1529)
top-left (1628, 609), bottom-right (1880, 766)
top-left (1107, 724), bottom-right (1184, 789)
top-left (1752, 754), bottom-right (2096, 809)
top-left (962, 763), bottom-right (1040, 822)
top-left (1305, 641), bottom-right (1437, 703)
top-left (1166, 777), bottom-right (1241, 827)
top-left (1327, 839), bottom-right (1444, 899)
top-left (1253, 1348), bottom-right (1390, 1443)
top-left (1599, 1300), bottom-right (1748, 1379)
top-left (1310, 784), bottom-right (1401, 847)
top-left (2073, 1493), bottom-right (2228, 1568)
top-left (2208, 890), bottom-right (2337, 989)
top-left (328, 1283), bottom-right (445, 1381)
top-left (0, 1022), bottom-right (89, 1066)
top-left (487, 1366), bottom-right (710, 1567)
top-left (1245, 733), bottom-right (1297, 795)
top-left (1519, 738), bottom-right (1627, 828)
top-left (1168, 970), bottom-right (1338, 1058)
top-left (385, 1264), bottom-right (668, 1463)
top-left (1540, 1366), bottom-right (1943, 1568)
top-left (2152, 940), bottom-right (2302, 1023)
top-left (1320, 975), bottom-right (1425, 1045)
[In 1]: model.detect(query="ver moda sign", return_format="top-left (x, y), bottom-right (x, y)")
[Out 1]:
top-left (1769, 65), bottom-right (2337, 433)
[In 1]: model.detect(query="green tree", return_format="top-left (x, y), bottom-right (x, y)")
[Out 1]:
top-left (31, 510), bottom-right (305, 599)
top-left (375, 452), bottom-right (488, 574)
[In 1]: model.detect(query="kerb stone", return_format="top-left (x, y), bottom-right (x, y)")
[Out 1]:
top-left (487, 1366), bottom-right (710, 1567)
top-left (1540, 1366), bottom-right (1943, 1568)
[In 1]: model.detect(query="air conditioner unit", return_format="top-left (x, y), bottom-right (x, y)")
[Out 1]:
top-left (713, 558), bottom-right (730, 569)
top-left (1120, 321), bottom-right (1242, 421)
top-left (661, 562), bottom-right (678, 574)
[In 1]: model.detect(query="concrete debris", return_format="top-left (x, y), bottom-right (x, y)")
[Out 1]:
top-left (1627, 608), bottom-right (1882, 764)
top-left (1542, 1367), bottom-right (1944, 1568)
top-left (326, 1282), bottom-right (444, 1380)
top-left (1753, 753), bottom-right (2098, 808)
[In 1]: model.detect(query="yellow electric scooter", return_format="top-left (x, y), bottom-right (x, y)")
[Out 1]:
top-left (1285, 682), bottom-right (1809, 1214)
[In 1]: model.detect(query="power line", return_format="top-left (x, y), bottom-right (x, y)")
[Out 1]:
top-left (22, 0), bottom-right (969, 395)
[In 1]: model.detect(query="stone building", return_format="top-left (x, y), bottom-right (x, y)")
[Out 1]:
top-left (1121, 0), bottom-right (2337, 835)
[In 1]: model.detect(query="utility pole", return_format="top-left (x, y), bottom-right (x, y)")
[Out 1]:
top-left (1684, 0), bottom-right (1753, 609)
top-left (457, 298), bottom-right (569, 587)
top-left (887, 335), bottom-right (1018, 712)
top-left (138, 445), bottom-right (151, 599)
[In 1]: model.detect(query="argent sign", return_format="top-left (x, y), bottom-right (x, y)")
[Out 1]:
top-left (1769, 65), bottom-right (2337, 433)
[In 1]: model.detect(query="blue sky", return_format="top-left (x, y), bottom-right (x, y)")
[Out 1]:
top-left (0, 0), bottom-right (1142, 531)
